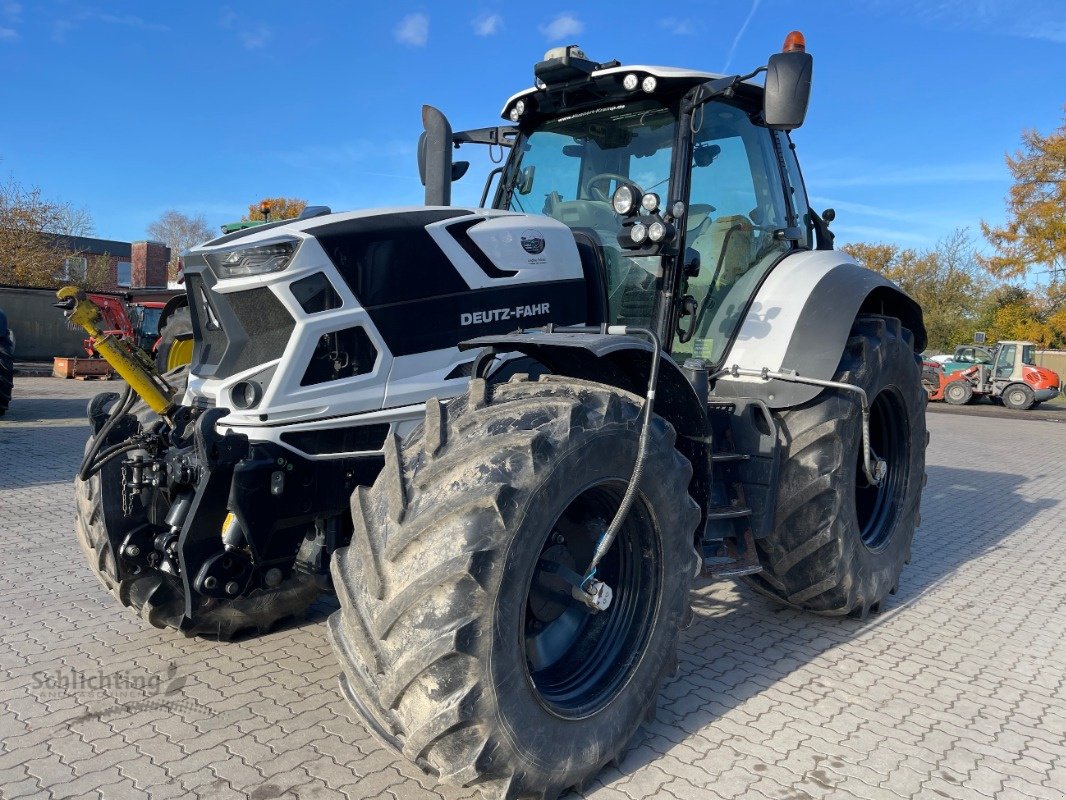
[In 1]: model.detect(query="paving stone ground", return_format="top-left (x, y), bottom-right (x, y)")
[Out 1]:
top-left (1, 375), bottom-right (1065, 800)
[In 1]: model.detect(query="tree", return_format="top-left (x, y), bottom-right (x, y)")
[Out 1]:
top-left (244, 197), bottom-right (307, 222)
top-left (147, 210), bottom-right (213, 280)
top-left (980, 107), bottom-right (1066, 281)
top-left (843, 230), bottom-right (989, 351)
top-left (0, 176), bottom-right (95, 287)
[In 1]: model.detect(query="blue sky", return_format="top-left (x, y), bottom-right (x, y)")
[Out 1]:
top-left (1, 0), bottom-right (1064, 252)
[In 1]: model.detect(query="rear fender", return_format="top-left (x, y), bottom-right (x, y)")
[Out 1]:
top-left (714, 250), bottom-right (926, 409)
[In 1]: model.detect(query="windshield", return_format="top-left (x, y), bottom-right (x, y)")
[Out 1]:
top-left (500, 99), bottom-right (677, 328)
top-left (140, 307), bottom-right (163, 336)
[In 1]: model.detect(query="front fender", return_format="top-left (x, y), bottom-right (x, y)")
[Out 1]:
top-left (714, 250), bottom-right (925, 409)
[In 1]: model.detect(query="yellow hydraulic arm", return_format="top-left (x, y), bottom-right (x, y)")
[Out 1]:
top-left (55, 287), bottom-right (179, 421)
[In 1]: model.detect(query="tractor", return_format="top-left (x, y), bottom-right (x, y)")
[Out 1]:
top-left (61, 34), bottom-right (927, 799)
top-left (944, 340), bottom-right (1060, 409)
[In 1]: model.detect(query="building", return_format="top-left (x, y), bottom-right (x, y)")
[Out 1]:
top-left (41, 233), bottom-right (171, 291)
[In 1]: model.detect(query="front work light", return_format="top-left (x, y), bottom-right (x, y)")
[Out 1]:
top-left (641, 192), bottom-right (660, 213)
top-left (205, 237), bottom-right (299, 279)
top-left (641, 76), bottom-right (657, 93)
top-left (630, 222), bottom-right (648, 244)
top-left (623, 73), bottom-right (639, 91)
top-left (612, 184), bottom-right (637, 216)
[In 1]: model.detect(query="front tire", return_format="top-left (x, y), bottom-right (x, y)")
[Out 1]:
top-left (329, 375), bottom-right (700, 799)
top-left (744, 315), bottom-right (926, 617)
top-left (1002, 383), bottom-right (1034, 410)
top-left (944, 380), bottom-right (973, 405)
top-left (74, 368), bottom-right (321, 640)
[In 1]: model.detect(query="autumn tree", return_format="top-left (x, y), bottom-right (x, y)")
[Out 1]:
top-left (980, 107), bottom-right (1066, 281)
top-left (0, 176), bottom-right (94, 287)
top-left (843, 230), bottom-right (989, 351)
top-left (147, 210), bottom-right (213, 280)
top-left (244, 197), bottom-right (307, 222)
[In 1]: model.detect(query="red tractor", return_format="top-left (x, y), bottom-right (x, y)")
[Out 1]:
top-left (83, 294), bottom-right (166, 358)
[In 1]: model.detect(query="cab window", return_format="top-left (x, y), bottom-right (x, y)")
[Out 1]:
top-left (673, 101), bottom-right (791, 363)
top-left (995, 344), bottom-right (1016, 378)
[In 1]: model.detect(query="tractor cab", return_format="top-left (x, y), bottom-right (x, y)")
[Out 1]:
top-left (422, 35), bottom-right (820, 365)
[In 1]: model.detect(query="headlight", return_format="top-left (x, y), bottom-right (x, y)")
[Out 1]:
top-left (205, 237), bottom-right (299, 279)
top-left (509, 107), bottom-right (521, 122)
top-left (515, 100), bottom-right (526, 115)
top-left (641, 76), bottom-right (657, 93)
top-left (612, 185), bottom-right (636, 215)
top-left (622, 73), bottom-right (639, 91)
top-left (630, 222), bottom-right (648, 244)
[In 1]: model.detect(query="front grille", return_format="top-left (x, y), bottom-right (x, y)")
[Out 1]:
top-left (226, 288), bottom-right (296, 375)
top-left (280, 423), bottom-right (390, 455)
top-left (186, 267), bottom-right (295, 380)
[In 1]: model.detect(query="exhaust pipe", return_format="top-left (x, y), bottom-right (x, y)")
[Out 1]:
top-left (418, 105), bottom-right (453, 206)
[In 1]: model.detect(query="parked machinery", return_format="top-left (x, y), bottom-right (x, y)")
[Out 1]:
top-left (948, 340), bottom-right (1061, 409)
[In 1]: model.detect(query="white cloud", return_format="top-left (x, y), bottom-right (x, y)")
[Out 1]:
top-left (96, 13), bottom-right (169, 32)
top-left (473, 13), bottom-right (502, 36)
top-left (395, 13), bottom-right (429, 47)
top-left (539, 12), bottom-right (582, 42)
top-left (0, 25), bottom-right (16, 40)
top-left (239, 23), bottom-right (272, 50)
top-left (218, 9), bottom-right (270, 50)
top-left (659, 17), bottom-right (696, 35)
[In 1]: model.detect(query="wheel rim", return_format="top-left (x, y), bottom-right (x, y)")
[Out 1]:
top-left (1009, 389), bottom-right (1026, 406)
top-left (522, 481), bottom-right (660, 719)
top-left (855, 388), bottom-right (909, 550)
top-left (166, 337), bottom-right (194, 371)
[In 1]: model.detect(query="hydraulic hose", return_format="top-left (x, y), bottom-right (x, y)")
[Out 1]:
top-left (78, 383), bottom-right (136, 481)
top-left (582, 325), bottom-right (663, 587)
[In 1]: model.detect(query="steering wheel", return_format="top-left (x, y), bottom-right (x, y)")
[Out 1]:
top-left (584, 173), bottom-right (644, 203)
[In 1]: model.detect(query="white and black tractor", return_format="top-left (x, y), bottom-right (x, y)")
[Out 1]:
top-left (69, 32), bottom-right (926, 799)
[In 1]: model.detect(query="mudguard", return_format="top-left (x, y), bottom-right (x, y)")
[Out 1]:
top-left (459, 331), bottom-right (710, 439)
top-left (713, 250), bottom-right (925, 409)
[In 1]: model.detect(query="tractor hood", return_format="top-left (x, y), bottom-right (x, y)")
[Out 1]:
top-left (178, 207), bottom-right (586, 439)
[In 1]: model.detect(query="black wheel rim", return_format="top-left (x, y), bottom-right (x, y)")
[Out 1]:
top-left (855, 388), bottom-right (909, 550)
top-left (522, 481), bottom-right (660, 719)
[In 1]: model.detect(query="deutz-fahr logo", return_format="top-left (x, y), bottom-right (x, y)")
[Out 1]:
top-left (520, 229), bottom-right (546, 255)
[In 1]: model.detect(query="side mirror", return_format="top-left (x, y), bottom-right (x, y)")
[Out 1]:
top-left (418, 105), bottom-right (454, 205)
top-left (763, 50), bottom-right (813, 131)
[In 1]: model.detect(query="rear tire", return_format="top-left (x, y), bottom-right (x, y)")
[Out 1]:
top-left (329, 375), bottom-right (700, 799)
top-left (744, 315), bottom-right (926, 618)
top-left (944, 380), bottom-right (973, 406)
top-left (74, 368), bottom-right (321, 640)
top-left (154, 306), bottom-right (194, 373)
top-left (0, 322), bottom-right (12, 418)
top-left (1002, 383), bottom-right (1034, 411)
